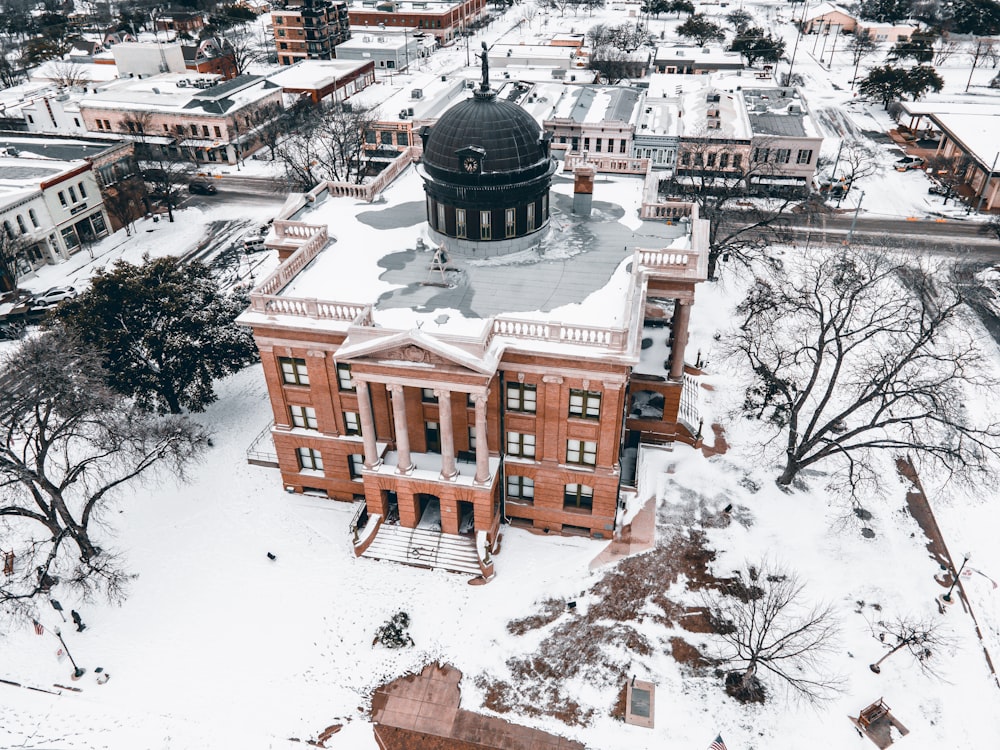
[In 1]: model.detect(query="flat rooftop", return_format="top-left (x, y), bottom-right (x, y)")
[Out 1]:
top-left (264, 168), bottom-right (692, 339)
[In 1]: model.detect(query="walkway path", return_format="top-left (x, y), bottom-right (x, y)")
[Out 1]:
top-left (896, 457), bottom-right (999, 689)
top-left (371, 663), bottom-right (583, 750)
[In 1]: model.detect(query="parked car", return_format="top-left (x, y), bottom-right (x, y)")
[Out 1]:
top-left (189, 180), bottom-right (218, 195)
top-left (895, 155), bottom-right (926, 172)
top-left (29, 286), bottom-right (77, 310)
top-left (928, 183), bottom-right (951, 197)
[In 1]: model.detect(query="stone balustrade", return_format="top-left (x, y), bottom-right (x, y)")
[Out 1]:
top-left (563, 153), bottom-right (651, 175)
top-left (490, 317), bottom-right (628, 351)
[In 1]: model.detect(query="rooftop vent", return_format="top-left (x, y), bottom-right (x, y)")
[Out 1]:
top-left (411, 88), bottom-right (423, 99)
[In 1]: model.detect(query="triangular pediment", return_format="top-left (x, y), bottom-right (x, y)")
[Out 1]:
top-left (336, 329), bottom-right (495, 375)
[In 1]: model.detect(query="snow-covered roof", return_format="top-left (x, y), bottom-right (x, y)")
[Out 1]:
top-left (337, 29), bottom-right (419, 51)
top-left (243, 168), bottom-right (699, 355)
top-left (932, 112), bottom-right (1000, 170)
top-left (546, 85), bottom-right (642, 125)
top-left (266, 60), bottom-right (374, 91)
top-left (80, 73), bottom-right (280, 116)
top-left (802, 2), bottom-right (854, 21)
top-left (653, 46), bottom-right (744, 68)
top-left (354, 73), bottom-right (470, 122)
top-left (30, 59), bottom-right (121, 84)
top-left (0, 156), bottom-right (88, 203)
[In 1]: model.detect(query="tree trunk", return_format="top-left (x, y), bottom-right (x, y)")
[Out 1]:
top-left (777, 457), bottom-right (799, 486)
top-left (707, 248), bottom-right (720, 280)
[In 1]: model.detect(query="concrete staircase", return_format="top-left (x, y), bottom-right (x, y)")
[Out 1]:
top-left (360, 525), bottom-right (483, 576)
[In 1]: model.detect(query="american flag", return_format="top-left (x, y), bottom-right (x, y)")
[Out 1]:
top-left (709, 735), bottom-right (728, 750)
top-left (33, 620), bottom-right (44, 636)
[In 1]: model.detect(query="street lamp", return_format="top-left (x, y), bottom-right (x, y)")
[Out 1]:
top-left (54, 628), bottom-right (85, 679)
top-left (942, 552), bottom-right (971, 603)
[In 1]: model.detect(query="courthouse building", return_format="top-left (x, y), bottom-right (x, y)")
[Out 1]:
top-left (239, 62), bottom-right (709, 578)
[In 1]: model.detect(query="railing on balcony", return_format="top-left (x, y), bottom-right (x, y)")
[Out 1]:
top-left (246, 422), bottom-right (278, 467)
top-left (677, 373), bottom-right (702, 440)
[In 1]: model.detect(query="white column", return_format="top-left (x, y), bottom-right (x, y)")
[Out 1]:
top-left (389, 384), bottom-right (414, 474)
top-left (473, 392), bottom-right (491, 485)
top-left (355, 379), bottom-right (381, 469)
top-left (435, 388), bottom-right (458, 480)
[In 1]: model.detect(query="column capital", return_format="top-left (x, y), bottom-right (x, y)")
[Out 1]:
top-left (432, 387), bottom-right (451, 400)
top-left (387, 383), bottom-right (404, 395)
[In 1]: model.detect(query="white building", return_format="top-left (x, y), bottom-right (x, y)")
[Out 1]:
top-left (112, 42), bottom-right (188, 78)
top-left (335, 28), bottom-right (424, 72)
top-left (0, 155), bottom-right (110, 274)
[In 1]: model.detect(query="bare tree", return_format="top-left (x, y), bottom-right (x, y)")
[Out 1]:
top-left (868, 614), bottom-right (953, 676)
top-left (933, 39), bottom-right (962, 66)
top-left (707, 560), bottom-right (841, 704)
top-left (221, 28), bottom-right (260, 76)
top-left (730, 245), bottom-right (1000, 491)
top-left (925, 153), bottom-right (975, 205)
top-left (965, 38), bottom-right (998, 91)
top-left (0, 229), bottom-right (25, 292)
top-left (662, 135), bottom-right (798, 278)
top-left (124, 111), bottom-right (193, 223)
top-left (0, 329), bottom-right (209, 617)
top-left (102, 178), bottom-right (146, 235)
top-left (275, 102), bottom-right (377, 188)
top-left (47, 59), bottom-right (87, 88)
top-left (847, 30), bottom-right (878, 83)
top-left (589, 46), bottom-right (646, 83)
top-left (520, 3), bottom-right (538, 27)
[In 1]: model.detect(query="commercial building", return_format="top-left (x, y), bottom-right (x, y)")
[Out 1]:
top-left (334, 27), bottom-right (423, 71)
top-left (1, 154), bottom-right (110, 277)
top-left (78, 73), bottom-right (284, 165)
top-left (272, 0), bottom-right (352, 65)
top-left (346, 0), bottom-right (487, 46)
top-left (267, 59), bottom-right (376, 104)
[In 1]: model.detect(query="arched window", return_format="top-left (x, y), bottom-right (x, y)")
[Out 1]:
top-left (3, 220), bottom-right (13, 239)
top-left (16, 215), bottom-right (27, 233)
top-left (28, 209), bottom-right (39, 228)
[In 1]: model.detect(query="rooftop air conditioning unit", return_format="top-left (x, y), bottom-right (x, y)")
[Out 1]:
top-left (411, 88), bottom-right (423, 98)
top-left (788, 104), bottom-right (801, 114)
top-left (152, 87), bottom-right (161, 94)
top-left (399, 109), bottom-right (408, 118)
top-left (407, 107), bottom-right (414, 116)
top-left (441, 75), bottom-right (447, 82)
top-left (177, 79), bottom-right (188, 87)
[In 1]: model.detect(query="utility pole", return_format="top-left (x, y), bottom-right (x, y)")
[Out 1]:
top-left (785, 0), bottom-right (812, 86)
top-left (846, 189), bottom-right (865, 245)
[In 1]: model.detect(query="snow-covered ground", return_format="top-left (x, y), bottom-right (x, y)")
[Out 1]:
top-left (4, 2), bottom-right (1000, 748)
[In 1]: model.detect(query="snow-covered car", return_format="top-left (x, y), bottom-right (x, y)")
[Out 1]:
top-left (895, 155), bottom-right (926, 172)
top-left (29, 286), bottom-right (77, 309)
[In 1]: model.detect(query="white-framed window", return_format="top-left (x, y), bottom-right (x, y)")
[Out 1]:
top-left (564, 483), bottom-right (593, 509)
top-left (297, 447), bottom-right (323, 471)
top-left (456, 208), bottom-right (467, 238)
top-left (348, 453), bottom-right (364, 480)
top-left (78, 182), bottom-right (87, 199)
top-left (566, 439), bottom-right (597, 466)
top-left (506, 431), bottom-right (535, 458)
top-left (290, 405), bottom-right (318, 429)
top-left (775, 148), bottom-right (791, 164)
top-left (506, 382), bottom-right (536, 413)
top-left (505, 207), bottom-right (515, 238)
top-left (279, 357), bottom-right (309, 386)
top-left (507, 475), bottom-right (534, 503)
top-left (797, 149), bottom-right (813, 164)
top-left (336, 363), bottom-right (354, 391)
top-left (569, 389), bottom-right (601, 419)
top-left (421, 388), bottom-right (438, 403)
top-left (437, 202), bottom-right (446, 231)
top-left (526, 203), bottom-right (535, 232)
top-left (344, 411), bottom-right (361, 435)
top-left (480, 210), bottom-right (491, 240)
top-left (68, 186), bottom-right (78, 203)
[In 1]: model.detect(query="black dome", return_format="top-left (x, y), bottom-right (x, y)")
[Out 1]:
top-left (422, 93), bottom-right (550, 177)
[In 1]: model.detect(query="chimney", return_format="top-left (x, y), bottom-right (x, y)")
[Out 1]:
top-left (572, 165), bottom-right (595, 216)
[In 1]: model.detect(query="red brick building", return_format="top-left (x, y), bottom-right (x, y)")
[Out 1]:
top-left (347, 0), bottom-right (487, 46)
top-left (239, 87), bottom-right (707, 578)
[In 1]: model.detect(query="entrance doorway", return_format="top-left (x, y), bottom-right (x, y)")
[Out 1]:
top-left (382, 490), bottom-right (399, 524)
top-left (416, 493), bottom-right (441, 531)
top-left (457, 500), bottom-right (475, 535)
